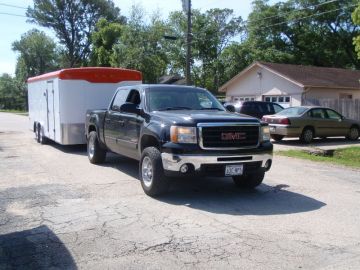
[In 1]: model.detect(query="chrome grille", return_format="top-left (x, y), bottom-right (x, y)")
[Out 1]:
top-left (198, 122), bottom-right (260, 150)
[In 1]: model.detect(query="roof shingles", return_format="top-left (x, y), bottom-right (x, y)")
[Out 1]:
top-left (259, 62), bottom-right (360, 89)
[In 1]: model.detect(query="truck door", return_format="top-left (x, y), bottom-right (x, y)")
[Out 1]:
top-left (46, 81), bottom-right (55, 140)
top-left (119, 89), bottom-right (143, 159)
top-left (104, 88), bottom-right (130, 153)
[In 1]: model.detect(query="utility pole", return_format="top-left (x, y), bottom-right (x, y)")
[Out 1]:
top-left (182, 0), bottom-right (192, 85)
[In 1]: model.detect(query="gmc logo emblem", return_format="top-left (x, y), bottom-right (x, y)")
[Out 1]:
top-left (221, 132), bottom-right (246, 141)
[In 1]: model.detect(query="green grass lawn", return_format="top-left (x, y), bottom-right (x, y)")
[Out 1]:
top-left (277, 147), bottom-right (360, 169)
top-left (0, 109), bottom-right (28, 116)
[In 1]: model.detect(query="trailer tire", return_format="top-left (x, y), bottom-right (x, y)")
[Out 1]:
top-left (36, 125), bottom-right (47, 144)
top-left (87, 131), bottom-right (106, 164)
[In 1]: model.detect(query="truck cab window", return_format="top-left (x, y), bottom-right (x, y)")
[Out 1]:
top-left (111, 89), bottom-right (130, 111)
top-left (126, 90), bottom-right (141, 105)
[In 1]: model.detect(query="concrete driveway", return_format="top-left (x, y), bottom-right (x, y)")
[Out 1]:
top-left (1, 112), bottom-right (360, 269)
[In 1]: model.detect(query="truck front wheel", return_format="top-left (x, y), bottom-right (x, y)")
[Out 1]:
top-left (87, 131), bottom-right (106, 164)
top-left (140, 147), bottom-right (169, 197)
top-left (232, 171), bottom-right (264, 188)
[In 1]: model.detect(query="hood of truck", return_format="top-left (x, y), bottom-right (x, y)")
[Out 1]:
top-left (150, 110), bottom-right (259, 125)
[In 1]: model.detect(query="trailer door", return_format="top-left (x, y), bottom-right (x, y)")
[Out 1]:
top-left (46, 81), bottom-right (55, 140)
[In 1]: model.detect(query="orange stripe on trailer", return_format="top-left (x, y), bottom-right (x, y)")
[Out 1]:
top-left (27, 67), bottom-right (142, 84)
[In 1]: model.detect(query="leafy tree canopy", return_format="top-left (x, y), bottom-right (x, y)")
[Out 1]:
top-left (27, 0), bottom-right (126, 67)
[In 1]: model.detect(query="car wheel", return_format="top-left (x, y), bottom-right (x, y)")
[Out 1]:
top-left (270, 134), bottom-right (284, 141)
top-left (87, 131), bottom-right (106, 164)
top-left (140, 147), bottom-right (169, 197)
top-left (36, 125), bottom-right (47, 144)
top-left (346, 126), bottom-right (359, 141)
top-left (232, 171), bottom-right (264, 188)
top-left (300, 128), bottom-right (314, 144)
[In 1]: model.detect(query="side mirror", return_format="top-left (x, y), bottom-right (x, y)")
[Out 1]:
top-left (120, 102), bottom-right (141, 115)
top-left (225, 104), bottom-right (235, 112)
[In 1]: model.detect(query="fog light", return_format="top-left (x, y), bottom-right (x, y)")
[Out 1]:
top-left (180, 164), bottom-right (189, 173)
top-left (264, 160), bottom-right (272, 171)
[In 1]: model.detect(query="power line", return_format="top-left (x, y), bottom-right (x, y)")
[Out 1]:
top-left (244, 0), bottom-right (341, 24)
top-left (0, 3), bottom-right (27, 10)
top-left (0, 12), bottom-right (27, 18)
top-left (255, 4), bottom-right (358, 29)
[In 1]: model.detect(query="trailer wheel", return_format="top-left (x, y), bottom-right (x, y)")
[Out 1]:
top-left (36, 125), bottom-right (47, 144)
top-left (87, 131), bottom-right (106, 164)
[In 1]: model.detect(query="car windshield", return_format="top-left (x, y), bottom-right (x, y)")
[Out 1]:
top-left (276, 107), bottom-right (307, 116)
top-left (146, 87), bottom-right (225, 112)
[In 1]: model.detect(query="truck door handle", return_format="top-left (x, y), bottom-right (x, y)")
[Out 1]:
top-left (105, 118), bottom-right (111, 123)
top-left (117, 120), bottom-right (125, 126)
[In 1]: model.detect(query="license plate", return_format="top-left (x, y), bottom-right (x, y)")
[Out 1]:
top-left (270, 126), bottom-right (276, 132)
top-left (225, 164), bottom-right (243, 176)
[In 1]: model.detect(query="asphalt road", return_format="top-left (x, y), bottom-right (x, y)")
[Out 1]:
top-left (1, 112), bottom-right (360, 269)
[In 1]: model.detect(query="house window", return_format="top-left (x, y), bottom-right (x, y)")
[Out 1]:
top-left (263, 95), bottom-right (291, 105)
top-left (339, 93), bottom-right (352, 99)
top-left (233, 96), bottom-right (256, 102)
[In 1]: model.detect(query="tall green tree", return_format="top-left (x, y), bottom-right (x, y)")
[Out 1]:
top-left (12, 29), bottom-right (58, 81)
top-left (0, 74), bottom-right (26, 110)
top-left (244, 0), bottom-right (360, 68)
top-left (352, 3), bottom-right (360, 59)
top-left (109, 6), bottom-right (169, 83)
top-left (27, 0), bottom-right (125, 67)
top-left (91, 18), bottom-right (122, 66)
top-left (167, 9), bottom-right (243, 91)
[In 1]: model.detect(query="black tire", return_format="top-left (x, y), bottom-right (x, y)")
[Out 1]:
top-left (270, 134), bottom-right (284, 141)
top-left (346, 126), bottom-right (359, 141)
top-left (232, 171), bottom-right (265, 188)
top-left (36, 125), bottom-right (47, 144)
top-left (139, 147), bottom-right (169, 197)
top-left (87, 131), bottom-right (106, 164)
top-left (300, 127), bottom-right (314, 144)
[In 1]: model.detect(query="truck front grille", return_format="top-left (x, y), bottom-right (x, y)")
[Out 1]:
top-left (198, 123), bottom-right (259, 150)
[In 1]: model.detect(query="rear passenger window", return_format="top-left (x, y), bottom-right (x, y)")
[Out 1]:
top-left (310, 109), bottom-right (326, 118)
top-left (112, 89), bottom-right (130, 111)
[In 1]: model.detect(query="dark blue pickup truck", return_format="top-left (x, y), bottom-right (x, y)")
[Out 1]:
top-left (85, 84), bottom-right (273, 196)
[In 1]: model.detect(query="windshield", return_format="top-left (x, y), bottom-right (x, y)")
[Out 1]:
top-left (146, 87), bottom-right (225, 112)
top-left (276, 107), bottom-right (308, 116)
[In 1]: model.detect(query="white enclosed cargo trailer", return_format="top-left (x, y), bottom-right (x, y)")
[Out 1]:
top-left (28, 67), bottom-right (142, 145)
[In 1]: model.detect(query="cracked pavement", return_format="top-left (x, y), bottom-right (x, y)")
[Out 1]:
top-left (0, 112), bottom-right (360, 269)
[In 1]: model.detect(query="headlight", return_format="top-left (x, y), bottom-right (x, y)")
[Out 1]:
top-left (261, 125), bottom-right (270, 142)
top-left (170, 126), bottom-right (197, 144)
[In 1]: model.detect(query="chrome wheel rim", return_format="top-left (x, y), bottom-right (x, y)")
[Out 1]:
top-left (88, 136), bottom-right (95, 159)
top-left (142, 156), bottom-right (153, 187)
top-left (304, 130), bottom-right (313, 142)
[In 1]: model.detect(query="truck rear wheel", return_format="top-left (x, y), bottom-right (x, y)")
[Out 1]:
top-left (140, 147), bottom-right (169, 197)
top-left (87, 131), bottom-right (106, 164)
top-left (232, 171), bottom-right (264, 188)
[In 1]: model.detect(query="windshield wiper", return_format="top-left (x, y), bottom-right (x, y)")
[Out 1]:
top-left (158, 106), bottom-right (192, 111)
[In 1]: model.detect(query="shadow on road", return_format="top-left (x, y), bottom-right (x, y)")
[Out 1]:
top-left (0, 225), bottom-right (77, 269)
top-left (157, 177), bottom-right (326, 216)
top-left (49, 142), bottom-right (88, 156)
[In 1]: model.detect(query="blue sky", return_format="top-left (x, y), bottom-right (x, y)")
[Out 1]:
top-left (0, 0), bottom-right (278, 75)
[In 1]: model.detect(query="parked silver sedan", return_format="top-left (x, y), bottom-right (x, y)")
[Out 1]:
top-left (262, 106), bottom-right (360, 143)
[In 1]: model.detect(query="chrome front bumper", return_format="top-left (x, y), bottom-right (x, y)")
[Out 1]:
top-left (161, 152), bottom-right (273, 172)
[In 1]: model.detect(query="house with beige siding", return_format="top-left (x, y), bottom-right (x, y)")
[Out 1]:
top-left (219, 62), bottom-right (360, 107)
